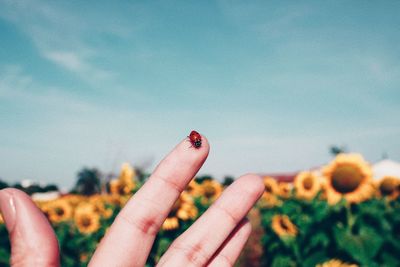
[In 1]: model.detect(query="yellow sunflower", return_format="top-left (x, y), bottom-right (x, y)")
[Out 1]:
top-left (322, 154), bottom-right (374, 205)
top-left (62, 194), bottom-right (85, 207)
top-left (119, 162), bottom-right (136, 183)
top-left (294, 171), bottom-right (321, 200)
top-left (41, 199), bottom-right (73, 223)
top-left (185, 179), bottom-right (201, 197)
top-left (318, 178), bottom-right (329, 201)
top-left (162, 192), bottom-right (198, 231)
top-left (263, 176), bottom-right (278, 195)
top-left (109, 178), bottom-right (135, 195)
top-left (89, 195), bottom-right (114, 219)
top-left (74, 203), bottom-right (101, 234)
top-left (163, 217), bottom-right (179, 231)
top-left (259, 192), bottom-right (281, 208)
top-left (199, 180), bottom-right (223, 204)
top-left (317, 259), bottom-right (358, 267)
top-left (277, 182), bottom-right (292, 199)
top-left (109, 163), bottom-right (136, 195)
top-left (271, 214), bottom-right (297, 237)
top-left (377, 176), bottom-right (400, 200)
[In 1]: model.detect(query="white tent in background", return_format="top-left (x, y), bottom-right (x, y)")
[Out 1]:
top-left (372, 159), bottom-right (400, 180)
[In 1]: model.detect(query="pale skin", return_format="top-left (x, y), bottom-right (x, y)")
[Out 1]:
top-left (0, 133), bottom-right (264, 267)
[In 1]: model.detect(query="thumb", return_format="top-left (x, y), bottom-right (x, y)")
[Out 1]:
top-left (0, 189), bottom-right (60, 267)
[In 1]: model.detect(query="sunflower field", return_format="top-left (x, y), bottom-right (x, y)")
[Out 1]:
top-left (0, 154), bottom-right (400, 267)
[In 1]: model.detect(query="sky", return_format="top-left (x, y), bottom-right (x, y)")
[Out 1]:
top-left (0, 0), bottom-right (399, 189)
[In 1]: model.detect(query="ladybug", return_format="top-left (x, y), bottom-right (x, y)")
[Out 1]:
top-left (188, 130), bottom-right (202, 148)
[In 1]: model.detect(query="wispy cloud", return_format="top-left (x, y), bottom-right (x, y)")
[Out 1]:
top-left (43, 50), bottom-right (114, 82)
top-left (0, 0), bottom-right (122, 86)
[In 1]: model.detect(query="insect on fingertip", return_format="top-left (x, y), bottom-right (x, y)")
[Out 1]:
top-left (188, 130), bottom-right (202, 149)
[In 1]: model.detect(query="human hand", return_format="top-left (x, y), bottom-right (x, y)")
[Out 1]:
top-left (0, 132), bottom-right (264, 266)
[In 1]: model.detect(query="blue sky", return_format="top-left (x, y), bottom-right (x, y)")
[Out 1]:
top-left (1, 1), bottom-right (399, 189)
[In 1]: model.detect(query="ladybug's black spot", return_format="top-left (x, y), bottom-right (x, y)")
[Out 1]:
top-left (194, 140), bottom-right (202, 148)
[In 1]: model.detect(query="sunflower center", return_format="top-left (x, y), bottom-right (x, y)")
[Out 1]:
top-left (302, 177), bottom-right (313, 190)
top-left (265, 184), bottom-right (273, 193)
top-left (81, 216), bottom-right (92, 227)
top-left (331, 164), bottom-right (364, 193)
top-left (204, 185), bottom-right (216, 198)
top-left (280, 218), bottom-right (291, 231)
top-left (55, 207), bottom-right (65, 216)
top-left (380, 179), bottom-right (396, 195)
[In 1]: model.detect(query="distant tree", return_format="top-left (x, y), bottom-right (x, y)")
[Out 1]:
top-left (222, 176), bottom-right (235, 186)
top-left (44, 184), bottom-right (59, 192)
top-left (73, 168), bottom-right (101, 196)
top-left (10, 183), bottom-right (43, 195)
top-left (329, 145), bottom-right (348, 156)
top-left (0, 179), bottom-right (8, 190)
top-left (134, 167), bottom-right (149, 183)
top-left (24, 184), bottom-right (44, 195)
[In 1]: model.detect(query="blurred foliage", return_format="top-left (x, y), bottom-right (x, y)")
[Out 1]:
top-left (259, 197), bottom-right (400, 267)
top-left (0, 155), bottom-right (400, 266)
top-left (72, 168), bottom-right (101, 196)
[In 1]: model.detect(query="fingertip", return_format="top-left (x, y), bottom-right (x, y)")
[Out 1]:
top-left (236, 174), bottom-right (264, 199)
top-left (0, 188), bottom-right (17, 232)
top-left (0, 188), bottom-right (60, 266)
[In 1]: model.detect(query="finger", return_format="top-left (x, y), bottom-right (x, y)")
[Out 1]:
top-left (207, 219), bottom-right (252, 267)
top-left (90, 134), bottom-right (210, 267)
top-left (157, 174), bottom-right (263, 267)
top-left (0, 188), bottom-right (60, 267)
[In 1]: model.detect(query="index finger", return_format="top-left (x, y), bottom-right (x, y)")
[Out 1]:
top-left (90, 133), bottom-right (210, 267)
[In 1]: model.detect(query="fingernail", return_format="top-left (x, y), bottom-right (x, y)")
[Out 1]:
top-left (0, 190), bottom-right (16, 232)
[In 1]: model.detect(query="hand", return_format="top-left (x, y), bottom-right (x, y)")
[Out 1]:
top-left (0, 133), bottom-right (264, 267)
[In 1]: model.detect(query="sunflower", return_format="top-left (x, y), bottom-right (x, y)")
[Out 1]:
top-left (294, 171), bottom-right (321, 200)
top-left (109, 163), bottom-right (136, 195)
top-left (263, 176), bottom-right (278, 195)
top-left (377, 176), bottom-right (400, 200)
top-left (119, 162), bottom-right (136, 183)
top-left (277, 182), bottom-right (292, 199)
top-left (199, 180), bottom-right (223, 204)
top-left (317, 259), bottom-right (358, 267)
top-left (89, 195), bottom-right (114, 219)
top-left (41, 199), bottom-right (73, 223)
top-left (107, 194), bottom-right (130, 207)
top-left (61, 194), bottom-right (86, 208)
top-left (162, 192), bottom-right (198, 231)
top-left (322, 154), bottom-right (374, 204)
top-left (259, 192), bottom-right (281, 208)
top-left (271, 215), bottom-right (297, 237)
top-left (74, 203), bottom-right (101, 234)
top-left (163, 217), bottom-right (179, 231)
top-left (185, 179), bottom-right (201, 197)
top-left (318, 178), bottom-right (329, 201)
top-left (109, 178), bottom-right (135, 195)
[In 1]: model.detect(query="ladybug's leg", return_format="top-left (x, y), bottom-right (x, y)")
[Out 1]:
top-left (186, 139), bottom-right (193, 148)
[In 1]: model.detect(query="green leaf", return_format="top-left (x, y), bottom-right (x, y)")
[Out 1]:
top-left (334, 225), bottom-right (383, 265)
top-left (302, 250), bottom-right (328, 267)
top-left (271, 255), bottom-right (296, 267)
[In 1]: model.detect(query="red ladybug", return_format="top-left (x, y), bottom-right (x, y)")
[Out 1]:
top-left (188, 130), bottom-right (202, 148)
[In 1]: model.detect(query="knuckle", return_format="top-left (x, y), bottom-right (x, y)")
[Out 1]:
top-left (171, 242), bottom-right (209, 266)
top-left (153, 173), bottom-right (184, 194)
top-left (213, 204), bottom-right (239, 225)
top-left (118, 212), bottom-right (159, 236)
top-left (212, 254), bottom-right (234, 267)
